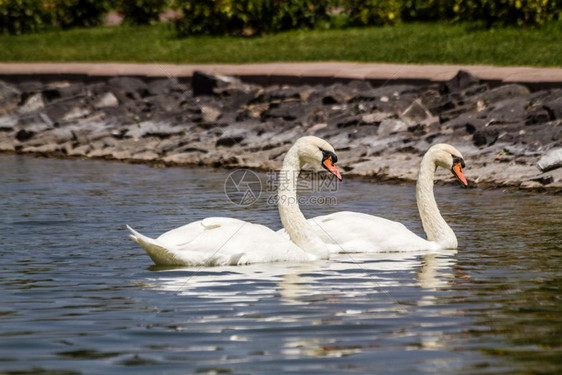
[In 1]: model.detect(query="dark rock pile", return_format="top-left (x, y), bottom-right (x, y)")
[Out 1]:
top-left (0, 70), bottom-right (561, 191)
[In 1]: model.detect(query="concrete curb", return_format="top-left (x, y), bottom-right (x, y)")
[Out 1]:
top-left (1, 62), bottom-right (561, 90)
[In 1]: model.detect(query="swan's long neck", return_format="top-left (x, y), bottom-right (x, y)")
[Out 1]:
top-left (278, 147), bottom-right (329, 259)
top-left (416, 153), bottom-right (457, 249)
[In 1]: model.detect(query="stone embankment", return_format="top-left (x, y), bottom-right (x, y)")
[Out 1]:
top-left (1, 70), bottom-right (561, 192)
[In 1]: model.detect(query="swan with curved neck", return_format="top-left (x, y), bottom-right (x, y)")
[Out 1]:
top-left (127, 136), bottom-right (342, 266)
top-left (280, 143), bottom-right (467, 253)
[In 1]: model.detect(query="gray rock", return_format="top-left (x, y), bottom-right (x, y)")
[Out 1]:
top-left (438, 102), bottom-right (479, 122)
top-left (108, 77), bottom-right (148, 100)
top-left (67, 144), bottom-right (91, 156)
top-left (192, 71), bottom-right (243, 97)
top-left (464, 83), bottom-right (489, 97)
top-left (216, 127), bottom-right (248, 147)
top-left (358, 85), bottom-right (418, 101)
top-left (530, 173), bottom-right (554, 185)
top-left (76, 112), bottom-right (107, 125)
top-left (473, 128), bottom-right (498, 147)
top-left (127, 121), bottom-right (184, 139)
top-left (266, 86), bottom-right (304, 100)
top-left (220, 87), bottom-right (262, 112)
top-left (144, 94), bottom-right (181, 114)
top-left (15, 129), bottom-right (35, 142)
top-left (346, 80), bottom-right (373, 93)
top-left (520, 180), bottom-right (544, 189)
top-left (0, 101), bottom-right (17, 116)
top-left (0, 81), bottom-right (20, 105)
top-left (481, 97), bottom-right (529, 124)
top-left (378, 119), bottom-right (408, 137)
top-left (400, 99), bottom-right (436, 126)
top-left (0, 139), bottom-right (15, 152)
top-left (477, 84), bottom-right (530, 105)
top-left (15, 112), bottom-right (53, 132)
top-left (71, 129), bottom-right (90, 145)
top-left (43, 102), bottom-right (75, 123)
top-left (321, 86), bottom-right (349, 105)
top-left (329, 114), bottom-right (361, 128)
top-left (131, 150), bottom-right (159, 161)
top-left (264, 102), bottom-right (303, 121)
top-left (544, 96), bottom-right (562, 120)
top-left (536, 148), bottom-right (562, 172)
top-left (42, 82), bottom-right (84, 101)
top-left (0, 115), bottom-right (17, 131)
top-left (87, 82), bottom-right (109, 96)
top-left (503, 144), bottom-right (530, 157)
top-left (242, 102), bottom-right (269, 120)
top-left (427, 93), bottom-right (457, 114)
top-left (148, 78), bottom-right (187, 96)
top-left (442, 70), bottom-right (480, 94)
top-left (526, 107), bottom-right (551, 125)
top-left (41, 128), bottom-right (74, 145)
top-left (164, 152), bottom-right (205, 165)
top-left (201, 105), bottom-right (221, 122)
top-left (18, 93), bottom-right (44, 114)
top-left (63, 106), bottom-right (91, 121)
top-left (361, 112), bottom-right (392, 125)
top-left (95, 92), bottom-right (119, 108)
top-left (22, 143), bottom-right (61, 154)
top-left (18, 81), bottom-right (43, 94)
top-left (443, 112), bottom-right (485, 135)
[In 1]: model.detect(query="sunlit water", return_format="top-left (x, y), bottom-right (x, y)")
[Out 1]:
top-left (0, 154), bottom-right (560, 375)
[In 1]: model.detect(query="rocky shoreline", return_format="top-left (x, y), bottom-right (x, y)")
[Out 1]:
top-left (1, 70), bottom-right (561, 192)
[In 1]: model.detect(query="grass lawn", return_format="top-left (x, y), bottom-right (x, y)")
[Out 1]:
top-left (1, 21), bottom-right (561, 67)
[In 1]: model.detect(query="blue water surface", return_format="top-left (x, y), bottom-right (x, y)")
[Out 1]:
top-left (0, 154), bottom-right (560, 375)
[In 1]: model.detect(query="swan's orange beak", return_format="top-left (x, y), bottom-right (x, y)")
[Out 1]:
top-left (323, 157), bottom-right (342, 181)
top-left (452, 162), bottom-right (468, 186)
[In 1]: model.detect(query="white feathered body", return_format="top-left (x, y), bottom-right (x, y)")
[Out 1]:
top-left (276, 144), bottom-right (466, 253)
top-left (127, 136), bottom-right (338, 267)
top-left (278, 211), bottom-right (440, 253)
top-left (128, 217), bottom-right (314, 266)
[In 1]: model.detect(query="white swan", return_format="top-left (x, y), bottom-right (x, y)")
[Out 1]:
top-left (127, 136), bottom-right (343, 266)
top-left (281, 143), bottom-right (468, 253)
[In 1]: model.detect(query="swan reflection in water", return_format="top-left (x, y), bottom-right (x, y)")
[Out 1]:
top-left (141, 249), bottom-right (458, 357)
top-left (146, 250), bottom-right (457, 303)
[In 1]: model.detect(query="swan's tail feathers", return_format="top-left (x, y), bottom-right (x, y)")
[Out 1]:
top-left (127, 225), bottom-right (151, 244)
top-left (126, 225), bottom-right (180, 266)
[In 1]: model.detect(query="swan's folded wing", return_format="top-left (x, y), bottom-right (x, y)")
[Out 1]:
top-left (308, 211), bottom-right (436, 253)
top-left (156, 217), bottom-right (246, 247)
top-left (157, 218), bottom-right (311, 265)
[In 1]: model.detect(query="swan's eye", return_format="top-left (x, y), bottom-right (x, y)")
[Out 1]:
top-left (452, 156), bottom-right (465, 168)
top-left (321, 149), bottom-right (337, 164)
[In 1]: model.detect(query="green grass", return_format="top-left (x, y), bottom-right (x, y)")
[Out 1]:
top-left (1, 21), bottom-right (561, 66)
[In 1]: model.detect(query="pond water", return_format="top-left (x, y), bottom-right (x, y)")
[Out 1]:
top-left (0, 154), bottom-right (560, 375)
